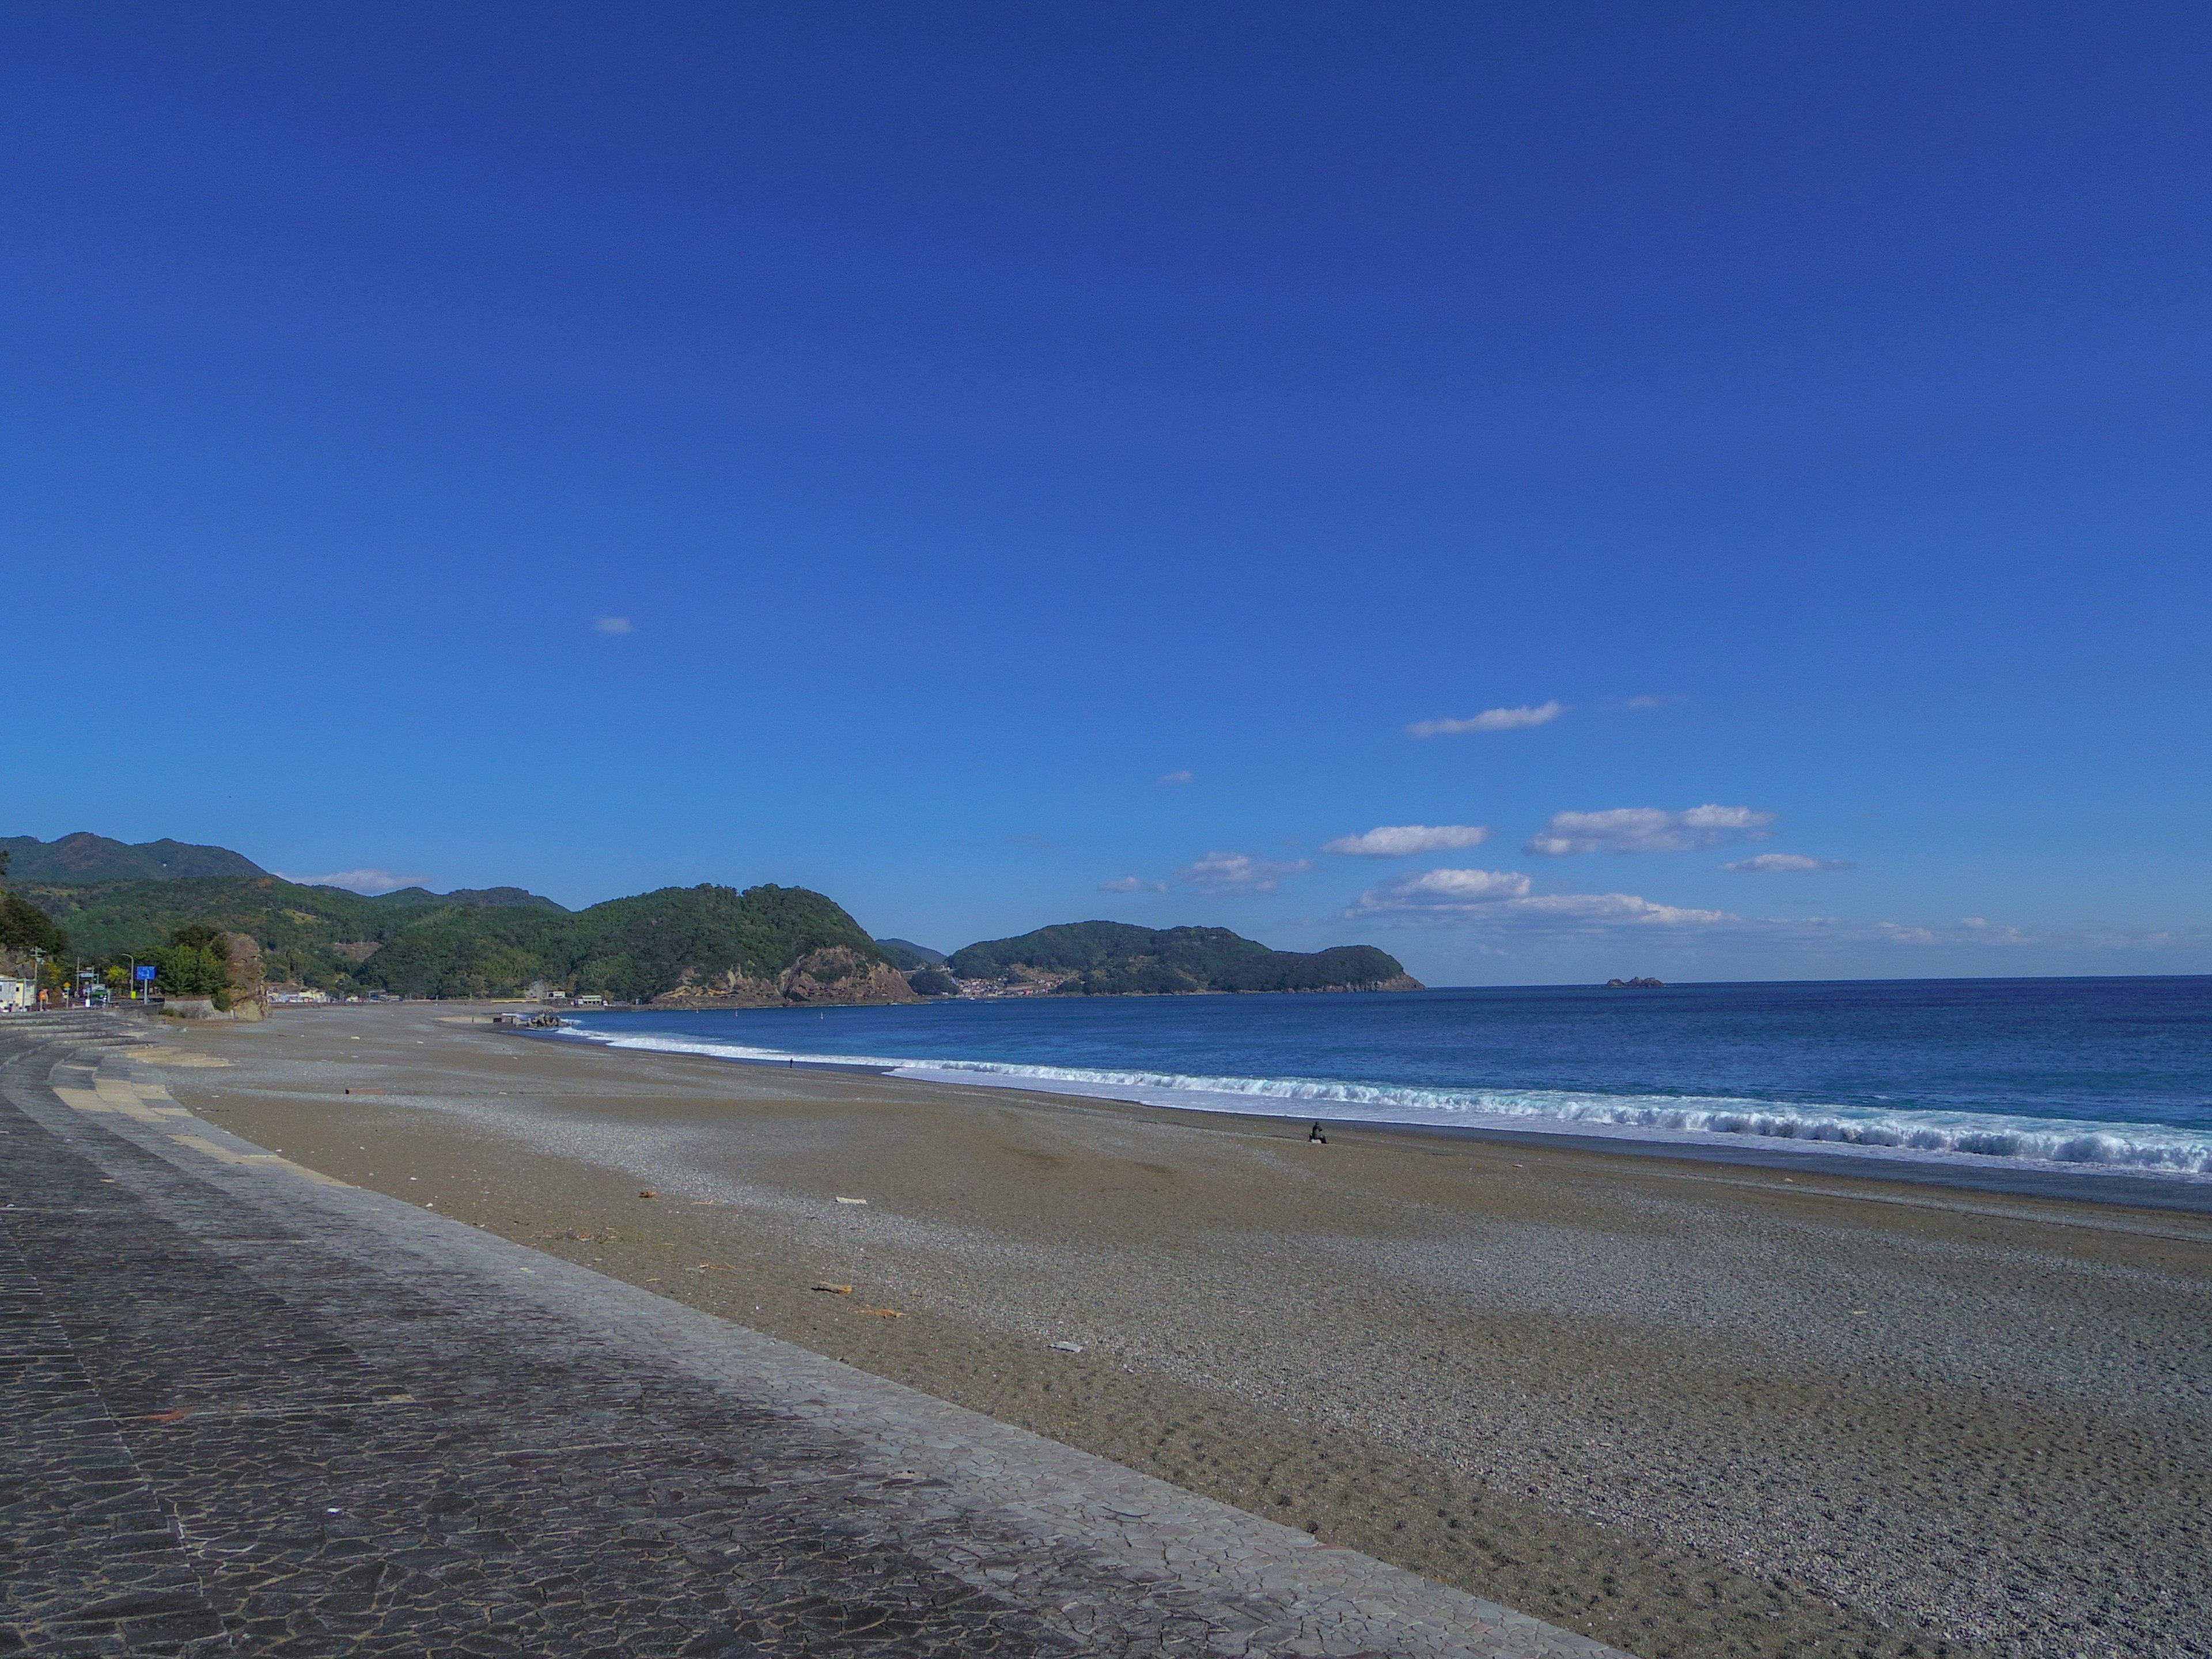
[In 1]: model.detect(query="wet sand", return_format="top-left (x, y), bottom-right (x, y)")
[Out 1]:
top-left (143, 1003), bottom-right (2212, 1659)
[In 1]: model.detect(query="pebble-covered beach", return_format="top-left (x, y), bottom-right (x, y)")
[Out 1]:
top-left (163, 1003), bottom-right (2212, 1659)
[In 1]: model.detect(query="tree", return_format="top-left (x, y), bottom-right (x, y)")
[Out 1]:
top-left (1, 892), bottom-right (68, 959)
top-left (153, 925), bottom-right (230, 997)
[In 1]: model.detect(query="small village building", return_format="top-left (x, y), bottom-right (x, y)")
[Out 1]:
top-left (0, 976), bottom-right (31, 1013)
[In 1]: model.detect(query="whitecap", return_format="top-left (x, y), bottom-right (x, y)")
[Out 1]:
top-left (541, 1023), bottom-right (2212, 1179)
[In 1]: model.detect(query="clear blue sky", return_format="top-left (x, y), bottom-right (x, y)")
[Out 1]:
top-left (6, 3), bottom-right (2208, 984)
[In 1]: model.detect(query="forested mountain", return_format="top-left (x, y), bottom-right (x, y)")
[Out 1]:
top-left (369, 886), bottom-right (567, 911)
top-left (1, 832), bottom-right (266, 884)
top-left (6, 831), bottom-right (1412, 1005)
top-left (17, 874), bottom-right (914, 1006)
top-left (948, 921), bottom-right (1421, 995)
top-left (874, 937), bottom-right (948, 970)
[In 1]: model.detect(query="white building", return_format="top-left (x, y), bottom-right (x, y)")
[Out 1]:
top-left (0, 976), bottom-right (32, 1013)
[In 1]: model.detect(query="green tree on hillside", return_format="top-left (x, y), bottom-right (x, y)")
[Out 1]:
top-left (153, 925), bottom-right (232, 998)
top-left (1, 890), bottom-right (69, 959)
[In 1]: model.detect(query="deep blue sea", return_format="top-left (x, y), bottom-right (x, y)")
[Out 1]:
top-left (552, 978), bottom-right (2212, 1180)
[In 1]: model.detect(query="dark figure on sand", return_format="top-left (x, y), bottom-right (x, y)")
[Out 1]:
top-left (1308, 1123), bottom-right (1327, 1144)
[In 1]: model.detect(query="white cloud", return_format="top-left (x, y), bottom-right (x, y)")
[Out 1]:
top-left (1525, 804), bottom-right (1775, 856)
top-left (1366, 867), bottom-right (1533, 906)
top-left (1623, 695), bottom-right (1664, 710)
top-left (1099, 876), bottom-right (1167, 893)
top-left (594, 616), bottom-right (632, 634)
top-left (1323, 824), bottom-right (1491, 858)
top-left (1351, 866), bottom-right (1733, 927)
top-left (1408, 701), bottom-right (1565, 738)
top-left (1157, 770), bottom-right (1193, 786)
top-left (1176, 851), bottom-right (1316, 892)
top-left (279, 868), bottom-right (427, 895)
top-left (1721, 853), bottom-right (1850, 874)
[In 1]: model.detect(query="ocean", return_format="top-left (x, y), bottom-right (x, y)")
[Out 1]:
top-left (549, 976), bottom-right (2212, 1183)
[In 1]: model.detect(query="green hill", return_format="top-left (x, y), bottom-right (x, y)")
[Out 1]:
top-left (1, 832), bottom-right (266, 884)
top-left (948, 921), bottom-right (1421, 995)
top-left (18, 874), bottom-right (914, 1006)
top-left (368, 886), bottom-right (568, 911)
top-left (874, 937), bottom-right (948, 971)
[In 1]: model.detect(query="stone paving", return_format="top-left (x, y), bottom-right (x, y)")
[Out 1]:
top-left (1, 1013), bottom-right (1630, 1658)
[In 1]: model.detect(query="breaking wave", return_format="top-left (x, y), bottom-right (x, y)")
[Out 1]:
top-left (547, 1024), bottom-right (2212, 1178)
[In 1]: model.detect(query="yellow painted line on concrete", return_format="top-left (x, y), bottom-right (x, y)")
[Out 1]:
top-left (55, 1087), bottom-right (118, 1115)
top-left (165, 1135), bottom-right (353, 1188)
top-left (93, 1080), bottom-right (168, 1124)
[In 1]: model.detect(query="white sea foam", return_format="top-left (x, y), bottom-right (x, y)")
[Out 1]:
top-left (546, 1025), bottom-right (2212, 1179)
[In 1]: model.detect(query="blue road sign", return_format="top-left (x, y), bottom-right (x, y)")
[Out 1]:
top-left (136, 964), bottom-right (157, 981)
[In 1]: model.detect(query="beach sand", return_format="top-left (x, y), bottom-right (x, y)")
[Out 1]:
top-left (145, 1003), bottom-right (2212, 1659)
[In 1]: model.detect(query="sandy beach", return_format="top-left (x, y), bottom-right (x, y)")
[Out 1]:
top-left (139, 1001), bottom-right (2212, 1659)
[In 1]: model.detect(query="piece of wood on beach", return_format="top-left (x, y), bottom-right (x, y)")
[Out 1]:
top-left (812, 1281), bottom-right (853, 1294)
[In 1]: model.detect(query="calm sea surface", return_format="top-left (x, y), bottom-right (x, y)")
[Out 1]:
top-left (554, 978), bottom-right (2212, 1179)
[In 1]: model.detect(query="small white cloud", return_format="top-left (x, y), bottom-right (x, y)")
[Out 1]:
top-left (594, 616), bottom-right (633, 634)
top-left (1176, 851), bottom-right (1315, 892)
top-left (1526, 804), bottom-right (1775, 856)
top-left (1099, 876), bottom-right (1168, 893)
top-left (1506, 892), bottom-right (1734, 925)
top-left (1623, 694), bottom-right (1665, 710)
top-left (1157, 770), bottom-right (1193, 786)
top-left (1721, 853), bottom-right (1851, 874)
top-left (1408, 701), bottom-right (1564, 738)
top-left (1323, 824), bottom-right (1492, 858)
top-left (1361, 868), bottom-right (1532, 907)
top-left (279, 868), bottom-right (427, 895)
top-left (1351, 867), bottom-right (1732, 927)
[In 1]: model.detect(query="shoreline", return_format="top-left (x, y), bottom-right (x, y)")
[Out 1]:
top-left (531, 1014), bottom-right (2212, 1214)
top-left (141, 1001), bottom-right (2212, 1659)
top-left (500, 1003), bottom-right (2212, 1221)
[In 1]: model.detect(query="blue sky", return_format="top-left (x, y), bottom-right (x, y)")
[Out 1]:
top-left (5, 3), bottom-right (2209, 984)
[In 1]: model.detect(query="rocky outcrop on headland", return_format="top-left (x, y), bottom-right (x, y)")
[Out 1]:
top-left (649, 946), bottom-right (921, 1010)
top-left (782, 948), bottom-right (921, 1006)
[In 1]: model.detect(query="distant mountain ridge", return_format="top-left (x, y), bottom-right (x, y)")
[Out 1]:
top-left (8, 831), bottom-right (1415, 1004)
top-left (874, 937), bottom-right (948, 971)
top-left (19, 873), bottom-right (913, 1007)
top-left (2, 832), bottom-right (266, 884)
top-left (949, 921), bottom-right (1421, 996)
top-left (368, 885), bottom-right (568, 911)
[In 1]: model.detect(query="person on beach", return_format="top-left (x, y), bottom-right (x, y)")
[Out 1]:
top-left (1308, 1122), bottom-right (1327, 1144)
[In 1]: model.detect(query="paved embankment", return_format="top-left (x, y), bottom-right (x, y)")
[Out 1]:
top-left (1, 1012), bottom-right (1622, 1658)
